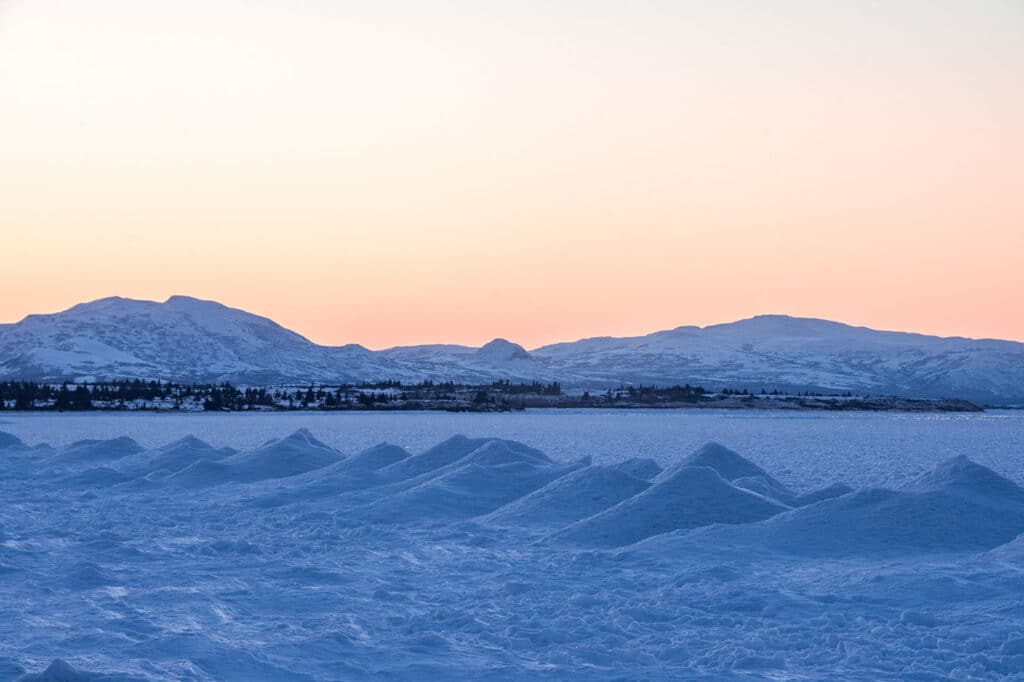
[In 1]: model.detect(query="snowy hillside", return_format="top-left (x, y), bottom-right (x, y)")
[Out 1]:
top-left (2, 297), bottom-right (1024, 404)
top-left (0, 296), bottom-right (411, 385)
top-left (379, 338), bottom-right (550, 384)
top-left (531, 315), bottom-right (1024, 404)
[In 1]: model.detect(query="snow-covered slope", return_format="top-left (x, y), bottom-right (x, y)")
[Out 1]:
top-left (657, 454), bottom-right (1024, 557)
top-left (0, 296), bottom-right (409, 385)
top-left (3, 297), bottom-right (1024, 404)
top-left (379, 338), bottom-right (551, 383)
top-left (531, 315), bottom-right (1024, 404)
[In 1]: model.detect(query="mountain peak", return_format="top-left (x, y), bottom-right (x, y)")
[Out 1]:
top-left (477, 338), bottom-right (530, 361)
top-left (164, 294), bottom-right (217, 306)
top-left (61, 296), bottom-right (154, 316)
top-left (705, 315), bottom-right (855, 337)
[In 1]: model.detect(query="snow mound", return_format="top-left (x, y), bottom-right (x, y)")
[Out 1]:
top-left (350, 441), bottom-right (579, 525)
top-left (485, 465), bottom-right (651, 530)
top-left (608, 457), bottom-right (662, 481)
top-left (375, 435), bottom-right (492, 482)
top-left (165, 459), bottom-right (235, 489)
top-left (682, 442), bottom-right (774, 483)
top-left (987, 533), bottom-right (1024, 561)
top-left (730, 475), bottom-right (796, 506)
top-left (457, 439), bottom-right (551, 467)
top-left (0, 431), bottom-right (26, 450)
top-left (16, 659), bottom-right (94, 682)
top-left (343, 442), bottom-right (411, 471)
top-left (902, 454), bottom-right (1024, 503)
top-left (553, 459), bottom-right (787, 548)
top-left (219, 428), bottom-right (343, 482)
top-left (791, 483), bottom-right (854, 507)
top-left (254, 439), bottom-right (547, 511)
top-left (707, 455), bottom-right (1024, 556)
top-left (118, 435), bottom-right (235, 479)
top-left (52, 437), bottom-right (144, 464)
top-left (62, 467), bottom-right (132, 488)
top-left (248, 468), bottom-right (384, 508)
top-left (682, 442), bottom-right (798, 505)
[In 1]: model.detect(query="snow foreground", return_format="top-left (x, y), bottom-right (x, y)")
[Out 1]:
top-left (3, 431), bottom-right (1024, 679)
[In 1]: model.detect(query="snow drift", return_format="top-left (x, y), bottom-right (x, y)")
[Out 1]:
top-left (348, 439), bottom-right (581, 524)
top-left (484, 465), bottom-right (651, 530)
top-left (666, 455), bottom-right (1024, 556)
top-left (552, 446), bottom-right (789, 548)
top-left (608, 457), bottom-right (662, 481)
top-left (4, 425), bottom-right (1024, 679)
top-left (165, 429), bottom-right (343, 488)
top-left (48, 437), bottom-right (144, 465)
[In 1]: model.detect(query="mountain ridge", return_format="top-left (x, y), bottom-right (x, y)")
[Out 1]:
top-left (2, 296), bottom-right (1024, 404)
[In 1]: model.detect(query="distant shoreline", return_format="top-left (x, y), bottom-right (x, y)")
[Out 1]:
top-left (0, 378), bottom-right (984, 414)
top-left (0, 398), bottom-right (984, 415)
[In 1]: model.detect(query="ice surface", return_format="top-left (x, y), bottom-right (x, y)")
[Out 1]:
top-left (3, 415), bottom-right (1024, 679)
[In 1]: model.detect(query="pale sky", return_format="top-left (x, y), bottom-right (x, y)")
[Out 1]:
top-left (1, 1), bottom-right (1022, 348)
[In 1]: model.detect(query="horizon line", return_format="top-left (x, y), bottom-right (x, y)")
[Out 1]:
top-left (5, 294), bottom-right (1024, 351)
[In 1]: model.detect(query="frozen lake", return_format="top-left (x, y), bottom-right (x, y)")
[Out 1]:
top-left (2, 410), bottom-right (1024, 680)
top-left (3, 408), bottom-right (1023, 489)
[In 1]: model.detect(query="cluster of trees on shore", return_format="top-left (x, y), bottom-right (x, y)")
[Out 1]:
top-left (0, 379), bottom-right (713, 412)
top-left (0, 380), bottom-right (177, 411)
top-left (0, 379), bottom-right (948, 412)
top-left (0, 379), bottom-right (571, 412)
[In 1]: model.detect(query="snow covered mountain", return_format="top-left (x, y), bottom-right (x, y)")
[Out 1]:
top-left (381, 338), bottom-right (545, 384)
top-left (0, 296), bottom-right (408, 385)
top-left (530, 316), bottom-right (1024, 405)
top-left (2, 297), bottom-right (1024, 404)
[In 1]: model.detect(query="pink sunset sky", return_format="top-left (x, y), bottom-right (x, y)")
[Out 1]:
top-left (1, 1), bottom-right (1021, 349)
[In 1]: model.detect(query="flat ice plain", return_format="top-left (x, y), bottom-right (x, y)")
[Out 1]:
top-left (2, 409), bottom-right (1024, 680)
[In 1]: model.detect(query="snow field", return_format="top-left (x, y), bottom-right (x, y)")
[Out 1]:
top-left (2, 421), bottom-right (1024, 679)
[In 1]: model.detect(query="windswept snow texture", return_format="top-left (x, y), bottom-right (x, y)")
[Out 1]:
top-left (3, 424), bottom-right (1024, 679)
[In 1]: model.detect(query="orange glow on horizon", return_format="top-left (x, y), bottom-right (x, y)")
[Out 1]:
top-left (1, 2), bottom-right (1021, 349)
